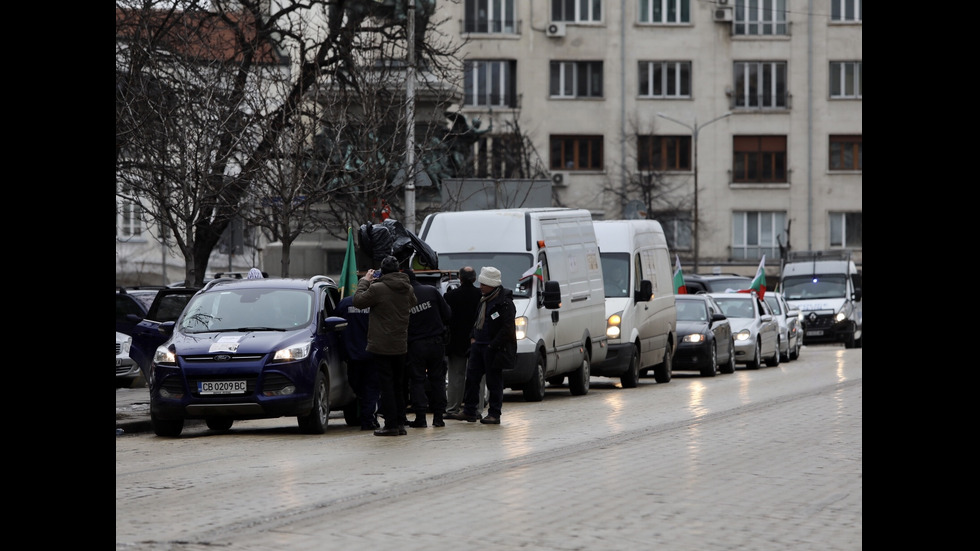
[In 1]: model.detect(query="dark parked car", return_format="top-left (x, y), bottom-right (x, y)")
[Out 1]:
top-left (673, 294), bottom-right (736, 377)
top-left (116, 286), bottom-right (162, 335)
top-left (129, 287), bottom-right (202, 381)
top-left (148, 276), bottom-right (358, 437)
top-left (683, 274), bottom-right (752, 295)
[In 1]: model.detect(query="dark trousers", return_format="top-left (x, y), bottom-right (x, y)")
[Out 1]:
top-left (375, 353), bottom-right (408, 429)
top-left (407, 337), bottom-right (448, 415)
top-left (463, 343), bottom-right (504, 418)
top-left (347, 358), bottom-right (379, 427)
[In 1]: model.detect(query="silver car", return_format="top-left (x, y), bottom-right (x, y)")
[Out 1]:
top-left (764, 292), bottom-right (802, 362)
top-left (116, 331), bottom-right (141, 388)
top-left (708, 292), bottom-right (780, 369)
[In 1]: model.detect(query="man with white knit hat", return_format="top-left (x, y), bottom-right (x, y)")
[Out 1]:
top-left (459, 266), bottom-right (516, 425)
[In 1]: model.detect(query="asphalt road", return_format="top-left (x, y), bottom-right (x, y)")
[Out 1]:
top-left (116, 343), bottom-right (861, 550)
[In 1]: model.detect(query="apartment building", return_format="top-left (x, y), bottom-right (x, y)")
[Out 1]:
top-left (116, 1), bottom-right (861, 286)
top-left (438, 0), bottom-right (861, 272)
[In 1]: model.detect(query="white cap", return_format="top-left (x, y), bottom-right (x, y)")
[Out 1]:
top-left (478, 266), bottom-right (502, 287)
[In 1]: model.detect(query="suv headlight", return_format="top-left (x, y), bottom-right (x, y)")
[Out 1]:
top-left (606, 312), bottom-right (623, 339)
top-left (153, 345), bottom-right (176, 366)
top-left (515, 316), bottom-right (528, 340)
top-left (273, 341), bottom-right (311, 362)
top-left (682, 333), bottom-right (705, 343)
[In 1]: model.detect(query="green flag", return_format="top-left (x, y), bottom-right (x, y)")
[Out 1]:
top-left (339, 227), bottom-right (359, 299)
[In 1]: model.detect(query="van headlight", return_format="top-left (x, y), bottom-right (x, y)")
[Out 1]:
top-left (835, 303), bottom-right (852, 323)
top-left (515, 316), bottom-right (528, 340)
top-left (606, 312), bottom-right (623, 339)
top-left (273, 341), bottom-right (311, 362)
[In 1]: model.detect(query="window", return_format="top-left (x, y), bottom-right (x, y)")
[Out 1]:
top-left (464, 0), bottom-right (517, 34)
top-left (638, 0), bottom-right (690, 24)
top-left (829, 135), bottom-right (862, 171)
top-left (733, 135), bottom-right (787, 183)
top-left (637, 135), bottom-right (691, 171)
top-left (654, 211), bottom-right (693, 251)
top-left (116, 184), bottom-right (143, 239)
top-left (830, 61), bottom-right (862, 99)
top-left (831, 0), bottom-right (861, 22)
top-left (552, 0), bottom-right (602, 22)
top-left (732, 211), bottom-right (787, 260)
top-left (734, 0), bottom-right (788, 36)
top-left (638, 61), bottom-right (691, 98)
top-left (829, 212), bottom-right (862, 249)
top-left (734, 61), bottom-right (788, 109)
top-left (464, 60), bottom-right (518, 107)
top-left (550, 135), bottom-right (603, 170)
top-left (550, 61), bottom-right (603, 98)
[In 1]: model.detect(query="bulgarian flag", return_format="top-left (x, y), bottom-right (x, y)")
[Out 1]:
top-left (673, 254), bottom-right (687, 294)
top-left (521, 261), bottom-right (544, 283)
top-left (738, 255), bottom-right (767, 300)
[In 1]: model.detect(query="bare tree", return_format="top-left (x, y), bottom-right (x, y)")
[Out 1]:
top-left (116, 0), bottom-right (460, 286)
top-left (596, 116), bottom-right (693, 251)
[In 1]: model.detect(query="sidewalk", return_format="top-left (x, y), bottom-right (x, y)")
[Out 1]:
top-left (115, 385), bottom-right (155, 434)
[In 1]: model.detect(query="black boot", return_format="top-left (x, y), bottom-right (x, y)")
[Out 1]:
top-left (409, 414), bottom-right (427, 428)
top-left (432, 413), bottom-right (445, 427)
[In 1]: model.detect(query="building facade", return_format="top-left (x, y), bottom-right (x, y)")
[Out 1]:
top-left (438, 0), bottom-right (861, 273)
top-left (116, 1), bottom-right (861, 286)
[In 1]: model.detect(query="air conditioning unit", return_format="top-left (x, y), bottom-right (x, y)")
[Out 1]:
top-left (546, 22), bottom-right (566, 38)
top-left (551, 172), bottom-right (567, 186)
top-left (713, 7), bottom-right (733, 22)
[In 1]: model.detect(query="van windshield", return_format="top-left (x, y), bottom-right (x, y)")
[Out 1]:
top-left (437, 253), bottom-right (535, 298)
top-left (600, 252), bottom-right (630, 298)
top-left (781, 275), bottom-right (847, 300)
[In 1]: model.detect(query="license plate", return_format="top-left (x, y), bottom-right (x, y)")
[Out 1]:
top-left (806, 330), bottom-right (824, 336)
top-left (199, 380), bottom-right (247, 395)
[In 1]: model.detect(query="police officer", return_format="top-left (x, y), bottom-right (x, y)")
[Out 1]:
top-left (405, 268), bottom-right (452, 428)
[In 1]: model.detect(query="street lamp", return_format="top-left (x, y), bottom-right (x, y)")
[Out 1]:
top-left (404, 1), bottom-right (417, 232)
top-left (656, 111), bottom-right (731, 273)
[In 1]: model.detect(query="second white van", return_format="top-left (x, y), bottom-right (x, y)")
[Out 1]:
top-left (419, 208), bottom-right (608, 401)
top-left (591, 220), bottom-right (677, 385)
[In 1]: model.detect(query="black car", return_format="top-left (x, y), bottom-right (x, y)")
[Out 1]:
top-left (129, 287), bottom-right (202, 381)
top-left (683, 273), bottom-right (752, 295)
top-left (148, 276), bottom-right (357, 437)
top-left (115, 287), bottom-right (162, 335)
top-left (673, 294), bottom-right (736, 377)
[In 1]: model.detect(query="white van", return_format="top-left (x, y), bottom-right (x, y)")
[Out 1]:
top-left (591, 220), bottom-right (677, 386)
top-left (780, 250), bottom-right (863, 348)
top-left (419, 208), bottom-right (608, 401)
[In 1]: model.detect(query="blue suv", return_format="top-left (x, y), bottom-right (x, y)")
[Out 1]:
top-left (149, 276), bottom-right (357, 437)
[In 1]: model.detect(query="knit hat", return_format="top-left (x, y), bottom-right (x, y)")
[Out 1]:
top-left (380, 255), bottom-right (400, 275)
top-left (478, 266), bottom-right (502, 287)
top-left (247, 268), bottom-right (264, 279)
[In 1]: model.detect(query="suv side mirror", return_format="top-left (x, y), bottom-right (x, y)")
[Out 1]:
top-left (636, 280), bottom-right (653, 302)
top-left (542, 280), bottom-right (562, 309)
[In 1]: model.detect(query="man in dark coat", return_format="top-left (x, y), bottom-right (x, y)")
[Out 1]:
top-left (353, 255), bottom-right (418, 436)
top-left (460, 266), bottom-right (517, 425)
top-left (333, 295), bottom-right (379, 431)
top-left (443, 266), bottom-right (486, 419)
top-left (405, 269), bottom-right (452, 428)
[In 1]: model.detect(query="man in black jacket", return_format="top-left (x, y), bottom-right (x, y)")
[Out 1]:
top-left (460, 266), bottom-right (516, 425)
top-left (443, 266), bottom-right (486, 419)
top-left (405, 268), bottom-right (452, 428)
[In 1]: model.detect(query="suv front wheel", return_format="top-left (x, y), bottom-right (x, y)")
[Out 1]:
top-left (298, 370), bottom-right (330, 434)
